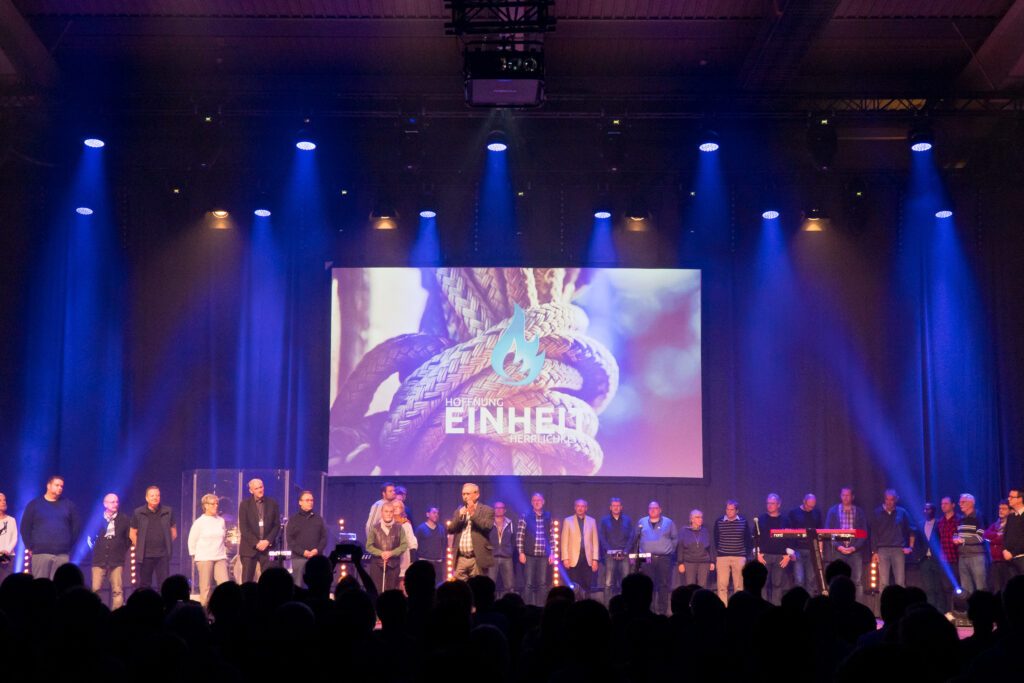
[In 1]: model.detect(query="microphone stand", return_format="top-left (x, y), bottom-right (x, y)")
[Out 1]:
top-left (631, 523), bottom-right (645, 574)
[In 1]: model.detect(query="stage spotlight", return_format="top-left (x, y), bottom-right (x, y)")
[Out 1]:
top-left (802, 207), bottom-right (828, 231)
top-left (296, 140), bottom-right (316, 151)
top-left (698, 133), bottom-right (720, 152)
top-left (761, 210), bottom-right (780, 220)
top-left (211, 209), bottom-right (229, 218)
top-left (75, 207), bottom-right (94, 215)
top-left (254, 209), bottom-right (272, 217)
top-left (371, 200), bottom-right (398, 230)
top-left (594, 210), bottom-right (612, 219)
top-left (908, 120), bottom-right (933, 152)
top-left (624, 197), bottom-right (651, 231)
top-left (935, 209), bottom-right (953, 219)
top-left (486, 130), bottom-right (508, 152)
top-left (83, 138), bottom-right (105, 148)
top-left (419, 209), bottom-right (437, 219)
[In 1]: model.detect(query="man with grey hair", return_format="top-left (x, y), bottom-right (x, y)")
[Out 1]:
top-left (869, 489), bottom-right (914, 591)
top-left (0, 492), bottom-right (18, 583)
top-left (238, 478), bottom-right (280, 582)
top-left (562, 498), bottom-right (599, 599)
top-left (954, 492), bottom-right (986, 597)
top-left (449, 482), bottom-right (494, 580)
top-left (677, 508), bottom-right (714, 589)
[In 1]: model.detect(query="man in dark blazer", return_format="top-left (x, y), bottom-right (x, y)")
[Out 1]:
top-left (238, 478), bottom-right (281, 582)
top-left (448, 482), bottom-right (494, 580)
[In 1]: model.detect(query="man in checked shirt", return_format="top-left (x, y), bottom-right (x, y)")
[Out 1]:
top-left (517, 492), bottom-right (555, 606)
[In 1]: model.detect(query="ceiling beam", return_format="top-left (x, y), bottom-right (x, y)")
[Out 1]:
top-left (737, 0), bottom-right (841, 92)
top-left (957, 0), bottom-right (1024, 92)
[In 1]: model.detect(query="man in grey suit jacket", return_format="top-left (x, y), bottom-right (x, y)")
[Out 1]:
top-left (448, 482), bottom-right (494, 580)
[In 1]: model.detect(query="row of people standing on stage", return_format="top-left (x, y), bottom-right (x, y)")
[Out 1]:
top-left (364, 481), bottom-right (1024, 616)
top-left (1, 476), bottom-right (330, 608)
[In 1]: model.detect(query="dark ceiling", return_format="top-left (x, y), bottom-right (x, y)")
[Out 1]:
top-left (3, 0), bottom-right (1024, 111)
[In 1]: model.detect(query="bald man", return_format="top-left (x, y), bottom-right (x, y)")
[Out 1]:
top-left (91, 493), bottom-right (131, 609)
top-left (238, 479), bottom-right (281, 582)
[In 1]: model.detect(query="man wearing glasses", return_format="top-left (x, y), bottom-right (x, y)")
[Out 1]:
top-left (1003, 488), bottom-right (1024, 576)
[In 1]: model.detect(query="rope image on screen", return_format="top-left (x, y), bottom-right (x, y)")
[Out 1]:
top-left (330, 267), bottom-right (619, 476)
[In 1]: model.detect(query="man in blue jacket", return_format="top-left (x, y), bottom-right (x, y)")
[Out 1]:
top-left (638, 500), bottom-right (677, 615)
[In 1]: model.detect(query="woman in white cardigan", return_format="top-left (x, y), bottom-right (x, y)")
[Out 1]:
top-left (188, 493), bottom-right (229, 606)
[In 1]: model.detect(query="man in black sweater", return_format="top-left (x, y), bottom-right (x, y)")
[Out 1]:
top-left (756, 493), bottom-right (794, 605)
top-left (1003, 487), bottom-right (1024, 576)
top-left (21, 475), bottom-right (81, 579)
top-left (286, 489), bottom-right (327, 587)
top-left (788, 493), bottom-right (823, 595)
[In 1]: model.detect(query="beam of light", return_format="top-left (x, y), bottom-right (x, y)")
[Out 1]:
top-left (477, 140), bottom-right (519, 263)
top-left (410, 213), bottom-right (442, 265)
top-left (586, 213), bottom-right (617, 266)
top-left (16, 139), bottom-right (126, 566)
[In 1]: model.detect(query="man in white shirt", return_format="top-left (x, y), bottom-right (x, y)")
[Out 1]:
top-left (366, 482), bottom-right (398, 540)
top-left (0, 492), bottom-right (18, 583)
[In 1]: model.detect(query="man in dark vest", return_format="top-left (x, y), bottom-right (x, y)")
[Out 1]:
top-left (367, 500), bottom-right (408, 591)
top-left (129, 486), bottom-right (177, 590)
top-left (516, 492), bottom-right (554, 606)
top-left (238, 478), bottom-right (281, 582)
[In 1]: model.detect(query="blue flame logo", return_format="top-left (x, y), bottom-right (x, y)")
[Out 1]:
top-left (491, 304), bottom-right (546, 386)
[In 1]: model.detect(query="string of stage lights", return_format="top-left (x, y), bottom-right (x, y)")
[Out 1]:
top-left (73, 117), bottom-right (956, 232)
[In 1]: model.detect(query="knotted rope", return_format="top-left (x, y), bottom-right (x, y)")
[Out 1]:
top-left (334, 267), bottom-right (619, 475)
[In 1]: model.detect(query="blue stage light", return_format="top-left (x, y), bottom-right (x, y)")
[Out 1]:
top-left (419, 209), bottom-right (437, 219)
top-left (486, 130), bottom-right (508, 152)
top-left (761, 210), bottom-right (780, 220)
top-left (594, 210), bottom-right (611, 219)
top-left (75, 207), bottom-right (94, 215)
top-left (911, 141), bottom-right (932, 153)
top-left (254, 209), bottom-right (272, 217)
top-left (83, 138), bottom-right (105, 148)
top-left (935, 209), bottom-right (953, 219)
top-left (699, 141), bottom-right (720, 153)
top-left (296, 140), bottom-right (316, 151)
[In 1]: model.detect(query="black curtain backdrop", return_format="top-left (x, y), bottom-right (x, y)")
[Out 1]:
top-left (1, 167), bottom-right (1022, 568)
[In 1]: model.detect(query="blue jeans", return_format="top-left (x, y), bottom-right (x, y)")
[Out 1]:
top-left (603, 556), bottom-right (630, 603)
top-left (959, 553), bottom-right (987, 597)
top-left (524, 555), bottom-right (549, 606)
top-left (492, 556), bottom-right (515, 596)
top-left (792, 549), bottom-right (820, 595)
top-left (833, 551), bottom-right (864, 601)
top-left (876, 547), bottom-right (906, 590)
top-left (763, 554), bottom-right (791, 605)
top-left (641, 554), bottom-right (673, 615)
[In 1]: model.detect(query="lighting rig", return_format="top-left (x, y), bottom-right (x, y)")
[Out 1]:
top-left (446, 1), bottom-right (556, 107)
